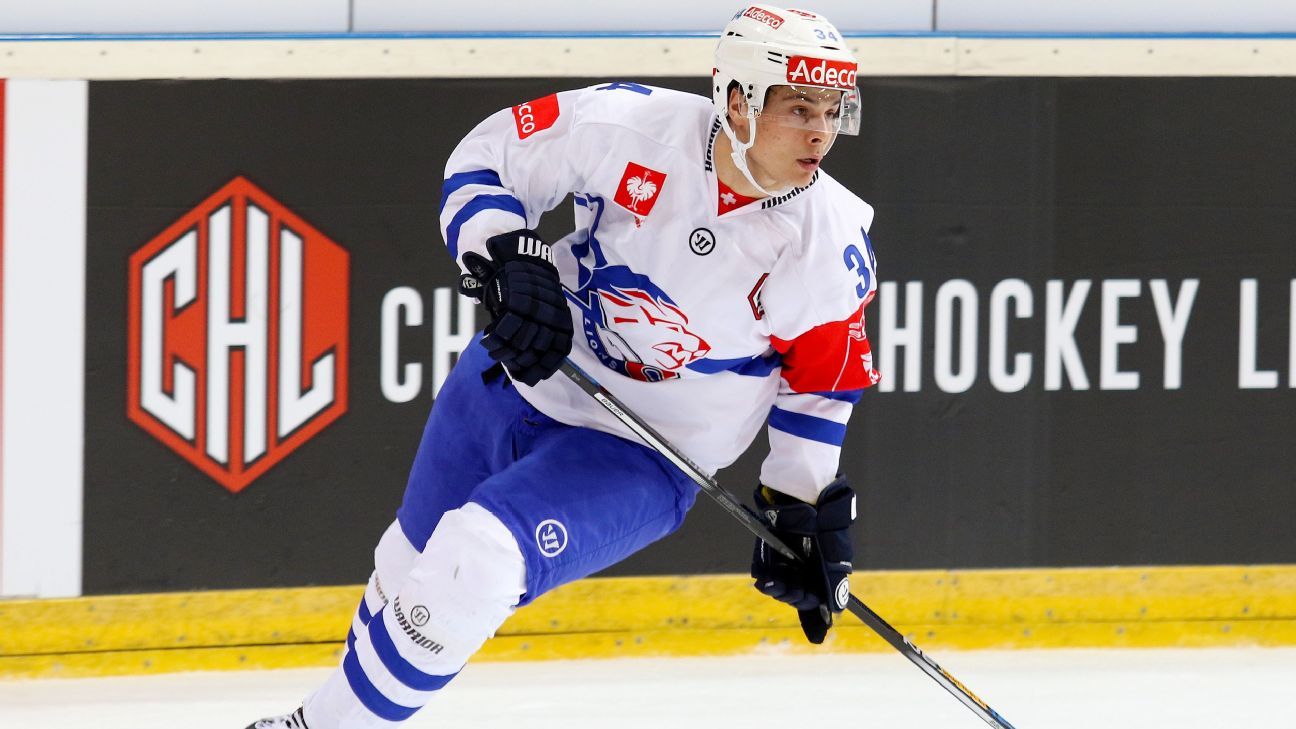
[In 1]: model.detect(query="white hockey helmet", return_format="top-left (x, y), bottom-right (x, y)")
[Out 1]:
top-left (712, 5), bottom-right (862, 193)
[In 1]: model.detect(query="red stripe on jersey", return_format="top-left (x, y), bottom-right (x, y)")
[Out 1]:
top-left (770, 301), bottom-right (879, 393)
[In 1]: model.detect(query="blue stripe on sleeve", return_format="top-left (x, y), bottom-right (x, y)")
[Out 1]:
top-left (809, 389), bottom-right (865, 404)
top-left (439, 169), bottom-right (504, 214)
top-left (357, 597), bottom-right (373, 625)
top-left (767, 407), bottom-right (848, 446)
top-left (342, 645), bottom-right (421, 722)
top-left (368, 609), bottom-right (458, 692)
top-left (445, 193), bottom-right (526, 259)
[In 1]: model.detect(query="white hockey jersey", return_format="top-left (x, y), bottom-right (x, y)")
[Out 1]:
top-left (439, 82), bottom-right (879, 503)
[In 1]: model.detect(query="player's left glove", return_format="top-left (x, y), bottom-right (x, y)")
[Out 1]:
top-left (458, 229), bottom-right (573, 387)
top-left (751, 476), bottom-right (856, 644)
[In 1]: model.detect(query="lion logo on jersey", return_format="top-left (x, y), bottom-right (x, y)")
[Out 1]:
top-left (567, 264), bottom-right (710, 382)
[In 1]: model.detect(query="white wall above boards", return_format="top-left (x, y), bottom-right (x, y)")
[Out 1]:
top-left (938, 0), bottom-right (1296, 33)
top-left (1, 79), bottom-right (88, 599)
top-left (351, 0), bottom-right (935, 33)
top-left (0, 0), bottom-right (350, 34)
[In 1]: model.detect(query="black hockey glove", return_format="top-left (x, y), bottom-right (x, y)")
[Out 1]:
top-left (751, 476), bottom-right (856, 644)
top-left (459, 229), bottom-right (574, 387)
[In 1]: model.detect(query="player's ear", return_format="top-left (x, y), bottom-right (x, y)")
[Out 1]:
top-left (726, 83), bottom-right (751, 140)
top-left (726, 83), bottom-right (749, 120)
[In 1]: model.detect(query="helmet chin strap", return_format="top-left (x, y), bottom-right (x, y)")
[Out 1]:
top-left (719, 107), bottom-right (792, 198)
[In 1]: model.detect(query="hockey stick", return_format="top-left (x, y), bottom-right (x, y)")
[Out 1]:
top-left (558, 359), bottom-right (1019, 729)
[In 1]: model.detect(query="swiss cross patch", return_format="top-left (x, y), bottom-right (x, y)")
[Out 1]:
top-left (512, 93), bottom-right (560, 140)
top-left (717, 178), bottom-right (759, 215)
top-left (614, 161), bottom-right (667, 218)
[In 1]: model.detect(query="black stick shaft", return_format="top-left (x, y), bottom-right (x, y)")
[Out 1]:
top-left (558, 360), bottom-right (1019, 729)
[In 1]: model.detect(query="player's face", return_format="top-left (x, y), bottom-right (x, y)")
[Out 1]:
top-left (742, 86), bottom-right (842, 189)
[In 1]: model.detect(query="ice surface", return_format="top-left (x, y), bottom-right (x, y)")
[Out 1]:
top-left (0, 648), bottom-right (1292, 728)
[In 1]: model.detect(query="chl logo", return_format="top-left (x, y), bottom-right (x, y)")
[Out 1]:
top-left (127, 176), bottom-right (350, 494)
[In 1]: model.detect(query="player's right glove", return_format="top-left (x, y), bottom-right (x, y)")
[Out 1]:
top-left (459, 229), bottom-right (574, 387)
top-left (751, 476), bottom-right (856, 644)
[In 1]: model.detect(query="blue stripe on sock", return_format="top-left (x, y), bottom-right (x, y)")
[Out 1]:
top-left (768, 407), bottom-right (848, 446)
top-left (342, 648), bottom-right (420, 722)
top-left (446, 193), bottom-right (525, 259)
top-left (369, 609), bottom-right (458, 692)
top-left (440, 169), bottom-right (504, 214)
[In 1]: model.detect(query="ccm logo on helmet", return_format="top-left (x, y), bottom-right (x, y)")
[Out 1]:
top-left (512, 93), bottom-right (560, 140)
top-left (741, 6), bottom-right (784, 29)
top-left (786, 56), bottom-right (858, 90)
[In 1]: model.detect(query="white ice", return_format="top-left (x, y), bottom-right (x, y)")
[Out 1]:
top-left (1, 648), bottom-right (1292, 728)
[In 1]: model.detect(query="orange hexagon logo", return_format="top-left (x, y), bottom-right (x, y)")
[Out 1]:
top-left (127, 176), bottom-right (350, 493)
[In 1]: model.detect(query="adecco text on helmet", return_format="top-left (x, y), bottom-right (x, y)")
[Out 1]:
top-left (741, 6), bottom-right (785, 29)
top-left (786, 56), bottom-right (857, 90)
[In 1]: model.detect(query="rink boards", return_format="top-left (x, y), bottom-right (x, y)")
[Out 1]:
top-left (0, 72), bottom-right (1294, 600)
top-left (0, 35), bottom-right (1294, 693)
top-left (2, 565), bottom-right (1294, 679)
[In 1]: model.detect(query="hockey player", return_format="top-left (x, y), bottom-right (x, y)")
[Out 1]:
top-left (249, 5), bottom-right (878, 728)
